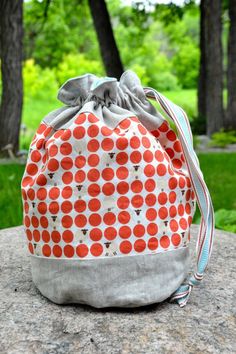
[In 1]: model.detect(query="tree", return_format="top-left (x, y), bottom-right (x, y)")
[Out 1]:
top-left (0, 0), bottom-right (24, 155)
top-left (198, 0), bottom-right (224, 136)
top-left (88, 0), bottom-right (124, 78)
top-left (24, 0), bottom-right (99, 68)
top-left (197, 0), bottom-right (207, 133)
top-left (226, 0), bottom-right (236, 129)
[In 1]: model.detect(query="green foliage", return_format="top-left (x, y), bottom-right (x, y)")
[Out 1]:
top-left (152, 72), bottom-right (180, 91)
top-left (118, 20), bottom-right (180, 90)
top-left (24, 0), bottom-right (99, 68)
top-left (22, 59), bottom-right (61, 140)
top-left (23, 0), bottom-right (201, 91)
top-left (153, 3), bottom-right (184, 24)
top-left (172, 40), bottom-right (200, 88)
top-left (0, 164), bottom-right (25, 229)
top-left (193, 135), bottom-right (200, 149)
top-left (191, 114), bottom-right (207, 135)
top-left (162, 9), bottom-right (200, 88)
top-left (215, 209), bottom-right (236, 233)
top-left (209, 130), bottom-right (236, 148)
top-left (24, 0), bottom-right (76, 67)
top-left (55, 53), bottom-right (104, 86)
top-left (107, 2), bottom-right (200, 90)
top-left (141, 33), bottom-right (180, 90)
top-left (23, 59), bottom-right (58, 100)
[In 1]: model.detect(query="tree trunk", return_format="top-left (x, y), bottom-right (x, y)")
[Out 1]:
top-left (88, 0), bottom-right (124, 79)
top-left (226, 0), bottom-right (236, 130)
top-left (0, 0), bottom-right (23, 155)
top-left (205, 0), bottom-right (224, 135)
top-left (197, 0), bottom-right (207, 133)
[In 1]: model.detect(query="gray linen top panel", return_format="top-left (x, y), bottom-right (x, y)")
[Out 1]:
top-left (43, 70), bottom-right (165, 131)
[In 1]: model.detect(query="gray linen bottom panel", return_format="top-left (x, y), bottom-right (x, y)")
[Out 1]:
top-left (31, 247), bottom-right (190, 308)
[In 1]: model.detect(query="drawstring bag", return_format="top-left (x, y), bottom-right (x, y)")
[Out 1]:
top-left (21, 70), bottom-right (214, 308)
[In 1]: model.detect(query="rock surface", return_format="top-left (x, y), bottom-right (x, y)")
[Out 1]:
top-left (0, 225), bottom-right (235, 354)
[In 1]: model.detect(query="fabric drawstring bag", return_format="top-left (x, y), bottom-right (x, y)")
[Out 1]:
top-left (21, 70), bottom-right (214, 308)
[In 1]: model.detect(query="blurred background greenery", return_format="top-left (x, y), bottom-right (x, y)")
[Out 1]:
top-left (0, 0), bottom-right (236, 231)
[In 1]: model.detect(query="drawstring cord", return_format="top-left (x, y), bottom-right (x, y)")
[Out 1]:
top-left (84, 90), bottom-right (114, 110)
top-left (144, 87), bottom-right (215, 307)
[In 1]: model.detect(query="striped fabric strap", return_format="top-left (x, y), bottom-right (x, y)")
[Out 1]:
top-left (144, 87), bottom-right (215, 307)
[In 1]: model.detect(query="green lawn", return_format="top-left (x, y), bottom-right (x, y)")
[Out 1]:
top-left (0, 164), bottom-right (25, 229)
top-left (23, 96), bottom-right (61, 130)
top-left (21, 95), bottom-right (62, 149)
top-left (198, 153), bottom-right (236, 211)
top-left (0, 153), bottom-right (235, 230)
top-left (163, 89), bottom-right (197, 119)
top-left (162, 89), bottom-right (227, 121)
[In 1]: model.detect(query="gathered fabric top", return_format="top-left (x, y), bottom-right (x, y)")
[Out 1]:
top-left (43, 70), bottom-right (164, 131)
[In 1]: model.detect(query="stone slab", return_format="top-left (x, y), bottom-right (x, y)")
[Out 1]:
top-left (0, 225), bottom-right (235, 354)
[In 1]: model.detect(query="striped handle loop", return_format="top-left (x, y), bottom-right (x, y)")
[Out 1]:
top-left (144, 87), bottom-right (215, 307)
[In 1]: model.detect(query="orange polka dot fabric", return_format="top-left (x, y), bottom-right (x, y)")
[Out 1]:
top-left (22, 112), bottom-right (195, 260)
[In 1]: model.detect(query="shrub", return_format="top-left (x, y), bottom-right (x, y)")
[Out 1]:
top-left (130, 53), bottom-right (180, 91)
top-left (193, 135), bottom-right (200, 149)
top-left (215, 209), bottom-right (236, 233)
top-left (55, 53), bottom-right (104, 86)
top-left (209, 130), bottom-right (236, 148)
top-left (119, 19), bottom-right (180, 92)
top-left (172, 40), bottom-right (200, 89)
top-left (23, 59), bottom-right (58, 100)
top-left (150, 71), bottom-right (180, 92)
top-left (191, 114), bottom-right (207, 135)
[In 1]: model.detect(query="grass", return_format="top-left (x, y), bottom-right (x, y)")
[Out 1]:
top-left (162, 89), bottom-right (227, 121)
top-left (162, 89), bottom-right (197, 120)
top-left (23, 95), bottom-right (61, 130)
top-left (0, 153), bottom-right (235, 230)
top-left (21, 94), bottom-right (61, 150)
top-left (197, 153), bottom-right (236, 212)
top-left (0, 164), bottom-right (25, 229)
